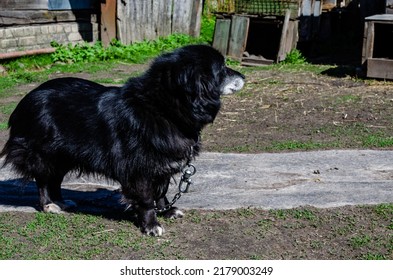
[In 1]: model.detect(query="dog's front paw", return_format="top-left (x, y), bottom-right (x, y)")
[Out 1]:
top-left (43, 203), bottom-right (63, 213)
top-left (42, 200), bottom-right (77, 213)
top-left (142, 223), bottom-right (165, 237)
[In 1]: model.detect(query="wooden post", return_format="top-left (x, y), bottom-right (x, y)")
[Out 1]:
top-left (227, 15), bottom-right (250, 60)
top-left (277, 9), bottom-right (291, 62)
top-left (101, 0), bottom-right (117, 46)
top-left (361, 20), bottom-right (374, 65)
top-left (212, 19), bottom-right (231, 55)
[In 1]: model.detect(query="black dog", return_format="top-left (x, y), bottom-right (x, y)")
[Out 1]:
top-left (0, 45), bottom-right (245, 236)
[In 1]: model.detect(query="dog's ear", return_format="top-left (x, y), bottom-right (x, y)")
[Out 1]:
top-left (175, 64), bottom-right (221, 101)
top-left (175, 66), bottom-right (204, 97)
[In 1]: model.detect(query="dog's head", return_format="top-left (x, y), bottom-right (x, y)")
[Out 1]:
top-left (148, 45), bottom-right (245, 126)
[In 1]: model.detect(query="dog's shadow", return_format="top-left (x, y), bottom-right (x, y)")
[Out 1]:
top-left (0, 179), bottom-right (136, 222)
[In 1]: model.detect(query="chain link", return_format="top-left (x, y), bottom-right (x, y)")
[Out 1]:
top-left (154, 163), bottom-right (196, 213)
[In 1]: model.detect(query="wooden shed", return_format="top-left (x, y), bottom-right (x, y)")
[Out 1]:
top-left (362, 13), bottom-right (393, 79)
top-left (211, 0), bottom-right (323, 65)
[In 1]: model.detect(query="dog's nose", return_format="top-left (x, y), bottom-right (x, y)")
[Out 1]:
top-left (234, 77), bottom-right (245, 90)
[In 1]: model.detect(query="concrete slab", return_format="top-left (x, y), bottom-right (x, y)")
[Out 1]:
top-left (0, 150), bottom-right (392, 213)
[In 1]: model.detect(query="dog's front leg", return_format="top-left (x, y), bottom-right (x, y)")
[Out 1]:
top-left (123, 180), bottom-right (164, 236)
top-left (137, 206), bottom-right (164, 236)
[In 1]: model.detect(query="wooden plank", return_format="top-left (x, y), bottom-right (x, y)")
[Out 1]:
top-left (367, 58), bottom-right (393, 80)
top-left (227, 15), bottom-right (250, 60)
top-left (241, 57), bottom-right (274, 66)
top-left (365, 14), bottom-right (393, 21)
top-left (189, 0), bottom-right (203, 37)
top-left (362, 20), bottom-right (375, 65)
top-left (0, 10), bottom-right (97, 26)
top-left (118, 0), bottom-right (172, 44)
top-left (172, 0), bottom-right (193, 34)
top-left (117, 0), bottom-right (201, 44)
top-left (140, 0), bottom-right (154, 41)
top-left (155, 0), bottom-right (172, 38)
top-left (0, 0), bottom-right (48, 10)
top-left (100, 0), bottom-right (116, 46)
top-left (127, 0), bottom-right (138, 43)
top-left (301, 0), bottom-right (313, 16)
top-left (129, 0), bottom-right (141, 43)
top-left (212, 19), bottom-right (231, 56)
top-left (388, 0), bottom-right (393, 13)
top-left (116, 0), bottom-right (129, 44)
top-left (277, 9), bottom-right (291, 62)
top-left (285, 20), bottom-right (298, 52)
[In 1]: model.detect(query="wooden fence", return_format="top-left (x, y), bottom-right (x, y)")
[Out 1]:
top-left (116, 0), bottom-right (203, 44)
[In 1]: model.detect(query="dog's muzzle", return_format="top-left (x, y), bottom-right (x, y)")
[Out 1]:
top-left (221, 69), bottom-right (245, 95)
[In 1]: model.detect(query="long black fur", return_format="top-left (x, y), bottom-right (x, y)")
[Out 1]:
top-left (0, 45), bottom-right (244, 235)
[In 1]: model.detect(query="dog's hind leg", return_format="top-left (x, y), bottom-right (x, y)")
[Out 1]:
top-left (36, 175), bottom-right (62, 213)
top-left (35, 172), bottom-right (76, 213)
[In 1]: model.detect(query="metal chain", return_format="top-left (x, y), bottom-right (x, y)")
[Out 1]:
top-left (154, 163), bottom-right (196, 213)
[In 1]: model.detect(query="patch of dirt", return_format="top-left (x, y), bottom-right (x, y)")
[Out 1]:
top-left (0, 63), bottom-right (393, 260)
top-left (203, 68), bottom-right (393, 152)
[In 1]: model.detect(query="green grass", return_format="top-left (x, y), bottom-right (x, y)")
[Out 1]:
top-left (0, 103), bottom-right (17, 130)
top-left (50, 33), bottom-right (204, 64)
top-left (0, 102), bottom-right (17, 115)
top-left (350, 234), bottom-right (372, 249)
top-left (0, 33), bottom-right (206, 97)
top-left (362, 134), bottom-right (393, 148)
top-left (0, 205), bottom-right (392, 259)
top-left (0, 61), bottom-right (119, 98)
top-left (281, 49), bottom-right (307, 65)
top-left (265, 140), bottom-right (329, 151)
top-left (374, 204), bottom-right (393, 219)
top-left (0, 212), bottom-right (140, 259)
top-left (337, 94), bottom-right (362, 103)
top-left (240, 61), bottom-right (332, 76)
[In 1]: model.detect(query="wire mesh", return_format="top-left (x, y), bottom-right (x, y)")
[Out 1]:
top-left (214, 0), bottom-right (301, 16)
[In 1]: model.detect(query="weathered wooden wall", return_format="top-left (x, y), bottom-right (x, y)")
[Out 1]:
top-left (117, 0), bottom-right (203, 44)
top-left (0, 0), bottom-right (98, 27)
top-left (0, 0), bottom-right (99, 54)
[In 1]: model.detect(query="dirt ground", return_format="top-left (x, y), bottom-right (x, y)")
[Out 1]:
top-left (203, 66), bottom-right (393, 153)
top-left (0, 62), bottom-right (393, 259)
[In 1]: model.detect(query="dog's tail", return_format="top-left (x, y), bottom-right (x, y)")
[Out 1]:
top-left (0, 137), bottom-right (44, 180)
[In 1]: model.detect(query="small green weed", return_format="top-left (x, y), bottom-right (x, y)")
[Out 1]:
top-left (350, 234), bottom-right (371, 248)
top-left (0, 123), bottom-right (8, 130)
top-left (4, 54), bottom-right (53, 72)
top-left (374, 204), bottom-right (393, 218)
top-left (257, 219), bottom-right (272, 232)
top-left (338, 95), bottom-right (362, 103)
top-left (237, 208), bottom-right (257, 218)
top-left (291, 209), bottom-right (317, 220)
top-left (282, 49), bottom-right (307, 65)
top-left (200, 15), bottom-right (216, 43)
top-left (50, 33), bottom-right (204, 64)
top-left (265, 140), bottom-right (328, 151)
top-left (362, 253), bottom-right (386, 260)
top-left (270, 209), bottom-right (287, 220)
